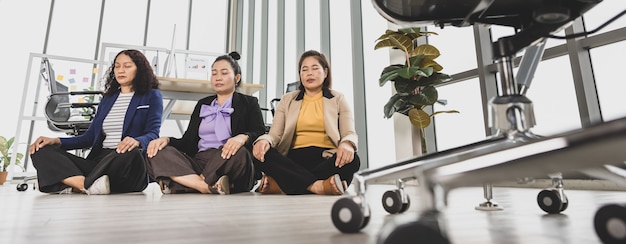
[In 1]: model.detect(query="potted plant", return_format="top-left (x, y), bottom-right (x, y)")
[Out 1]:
top-left (0, 136), bottom-right (25, 185)
top-left (375, 27), bottom-right (458, 153)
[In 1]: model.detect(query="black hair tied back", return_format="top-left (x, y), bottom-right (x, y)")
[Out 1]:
top-left (228, 51), bottom-right (241, 61)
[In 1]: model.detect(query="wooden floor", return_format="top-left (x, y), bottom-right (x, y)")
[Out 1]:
top-left (1, 180), bottom-right (624, 244)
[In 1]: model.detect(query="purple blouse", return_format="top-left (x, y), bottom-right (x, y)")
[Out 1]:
top-left (197, 97), bottom-right (233, 151)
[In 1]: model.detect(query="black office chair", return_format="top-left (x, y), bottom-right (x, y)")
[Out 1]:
top-left (260, 81), bottom-right (299, 132)
top-left (17, 58), bottom-right (103, 192)
top-left (40, 57), bottom-right (102, 137)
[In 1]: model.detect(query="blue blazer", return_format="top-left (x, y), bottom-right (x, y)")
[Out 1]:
top-left (60, 89), bottom-right (163, 157)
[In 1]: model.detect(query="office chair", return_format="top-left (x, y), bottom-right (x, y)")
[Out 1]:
top-left (328, 1), bottom-right (626, 243)
top-left (41, 57), bottom-right (102, 137)
top-left (260, 81), bottom-right (299, 132)
top-left (16, 58), bottom-right (103, 192)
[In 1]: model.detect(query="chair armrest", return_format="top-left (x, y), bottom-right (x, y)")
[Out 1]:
top-left (50, 91), bottom-right (103, 96)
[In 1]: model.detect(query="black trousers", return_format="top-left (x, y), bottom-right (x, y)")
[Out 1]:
top-left (146, 146), bottom-right (256, 193)
top-left (31, 146), bottom-right (148, 193)
top-left (253, 146), bottom-right (360, 195)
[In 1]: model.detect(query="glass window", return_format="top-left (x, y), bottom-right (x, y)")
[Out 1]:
top-left (591, 41), bottom-right (626, 121)
top-left (146, 0), bottom-right (189, 77)
top-left (362, 2), bottom-right (400, 169)
top-left (46, 0), bottom-right (102, 59)
top-left (304, 0), bottom-right (321, 51)
top-left (283, 0), bottom-right (298, 85)
top-left (434, 79), bottom-right (486, 151)
top-left (146, 0), bottom-right (189, 49)
top-left (329, 0), bottom-right (354, 110)
top-left (583, 1), bottom-right (626, 35)
top-left (100, 0), bottom-right (148, 48)
top-left (0, 0), bottom-right (54, 174)
top-left (251, 0), bottom-right (262, 85)
top-left (525, 56), bottom-right (581, 136)
top-left (188, 0), bottom-right (228, 53)
top-left (427, 25), bottom-right (477, 75)
top-left (240, 0), bottom-right (252, 85)
top-left (266, 0), bottom-right (278, 105)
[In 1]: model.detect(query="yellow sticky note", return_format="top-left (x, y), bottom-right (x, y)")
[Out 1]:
top-left (56, 75), bottom-right (64, 81)
top-left (70, 85), bottom-right (77, 91)
top-left (78, 97), bottom-right (85, 102)
top-left (93, 68), bottom-right (98, 74)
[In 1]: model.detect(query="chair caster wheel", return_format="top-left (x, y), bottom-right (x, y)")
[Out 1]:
top-left (17, 183), bottom-right (29, 192)
top-left (537, 189), bottom-right (567, 214)
top-left (382, 190), bottom-right (410, 214)
top-left (331, 197), bottom-right (370, 233)
top-left (378, 211), bottom-right (450, 244)
top-left (594, 203), bottom-right (626, 244)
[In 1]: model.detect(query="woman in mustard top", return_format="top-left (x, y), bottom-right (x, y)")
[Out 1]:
top-left (252, 50), bottom-right (360, 195)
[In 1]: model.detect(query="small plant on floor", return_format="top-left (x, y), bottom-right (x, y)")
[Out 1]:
top-left (0, 136), bottom-right (24, 172)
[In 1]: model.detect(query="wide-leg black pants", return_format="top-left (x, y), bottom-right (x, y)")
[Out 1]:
top-left (31, 146), bottom-right (148, 193)
top-left (146, 146), bottom-right (256, 193)
top-left (253, 146), bottom-right (360, 195)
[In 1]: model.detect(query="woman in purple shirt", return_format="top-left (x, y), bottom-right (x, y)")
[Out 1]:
top-left (146, 52), bottom-right (266, 194)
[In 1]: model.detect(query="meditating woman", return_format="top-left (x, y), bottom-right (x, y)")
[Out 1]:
top-left (30, 49), bottom-right (163, 195)
top-left (146, 52), bottom-right (266, 195)
top-left (252, 50), bottom-right (361, 195)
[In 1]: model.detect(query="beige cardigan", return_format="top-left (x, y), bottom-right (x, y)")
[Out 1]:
top-left (256, 89), bottom-right (358, 158)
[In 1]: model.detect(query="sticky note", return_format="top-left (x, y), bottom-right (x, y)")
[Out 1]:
top-left (83, 77), bottom-right (89, 83)
top-left (93, 68), bottom-right (98, 74)
top-left (68, 78), bottom-right (76, 84)
top-left (70, 69), bottom-right (76, 75)
top-left (56, 75), bottom-right (64, 81)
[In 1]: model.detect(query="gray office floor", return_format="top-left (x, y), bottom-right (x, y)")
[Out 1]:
top-left (1, 180), bottom-right (624, 244)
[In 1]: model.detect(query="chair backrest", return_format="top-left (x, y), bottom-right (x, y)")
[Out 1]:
top-left (286, 81), bottom-right (298, 93)
top-left (40, 58), bottom-right (98, 137)
top-left (267, 81), bottom-right (300, 116)
top-left (41, 58), bottom-right (71, 123)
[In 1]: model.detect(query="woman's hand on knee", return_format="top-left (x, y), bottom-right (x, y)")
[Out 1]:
top-left (117, 137), bottom-right (141, 154)
top-left (335, 141), bottom-right (355, 168)
top-left (29, 136), bottom-right (60, 155)
top-left (147, 137), bottom-right (169, 158)
top-left (252, 140), bottom-right (270, 162)
top-left (221, 134), bottom-right (248, 159)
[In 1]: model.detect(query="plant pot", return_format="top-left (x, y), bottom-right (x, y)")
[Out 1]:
top-left (0, 171), bottom-right (8, 185)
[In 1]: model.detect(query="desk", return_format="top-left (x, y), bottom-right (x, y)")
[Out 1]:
top-left (158, 76), bottom-right (264, 120)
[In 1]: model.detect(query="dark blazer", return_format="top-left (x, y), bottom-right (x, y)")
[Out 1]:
top-left (169, 92), bottom-right (266, 157)
top-left (59, 89), bottom-right (163, 157)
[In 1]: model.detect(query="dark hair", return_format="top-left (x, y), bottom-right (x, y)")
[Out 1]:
top-left (212, 51), bottom-right (242, 87)
top-left (104, 49), bottom-right (159, 96)
top-left (298, 50), bottom-right (332, 90)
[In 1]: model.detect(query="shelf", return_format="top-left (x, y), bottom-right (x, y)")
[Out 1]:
top-left (158, 76), bottom-right (264, 116)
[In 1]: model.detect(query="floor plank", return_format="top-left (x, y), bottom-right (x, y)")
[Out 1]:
top-left (1, 181), bottom-right (624, 243)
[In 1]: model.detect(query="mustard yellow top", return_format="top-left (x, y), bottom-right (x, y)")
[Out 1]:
top-left (292, 92), bottom-right (335, 149)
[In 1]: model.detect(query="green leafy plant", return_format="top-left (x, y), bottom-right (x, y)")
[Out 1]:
top-left (375, 27), bottom-right (459, 152)
top-left (0, 136), bottom-right (24, 172)
top-left (80, 86), bottom-right (99, 120)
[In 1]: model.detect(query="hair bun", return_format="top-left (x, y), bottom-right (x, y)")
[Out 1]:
top-left (228, 51), bottom-right (241, 61)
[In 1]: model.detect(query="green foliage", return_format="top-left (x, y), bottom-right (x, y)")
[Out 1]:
top-left (375, 27), bottom-right (458, 129)
top-left (375, 27), bottom-right (459, 153)
top-left (81, 87), bottom-right (98, 120)
top-left (0, 136), bottom-right (24, 172)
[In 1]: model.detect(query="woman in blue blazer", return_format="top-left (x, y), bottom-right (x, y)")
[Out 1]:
top-left (29, 49), bottom-right (163, 195)
top-left (145, 52), bottom-right (266, 195)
